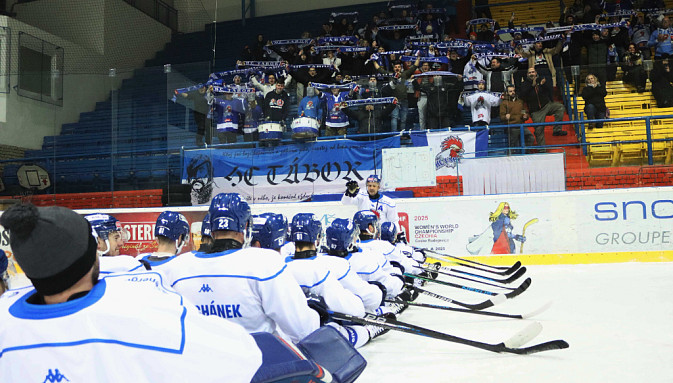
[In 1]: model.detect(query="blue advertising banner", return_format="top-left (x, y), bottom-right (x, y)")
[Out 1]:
top-left (182, 137), bottom-right (401, 204)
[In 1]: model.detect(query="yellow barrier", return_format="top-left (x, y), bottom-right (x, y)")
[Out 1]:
top-left (428, 250), bottom-right (673, 266)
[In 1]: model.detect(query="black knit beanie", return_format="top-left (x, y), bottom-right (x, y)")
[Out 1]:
top-left (0, 204), bottom-right (97, 296)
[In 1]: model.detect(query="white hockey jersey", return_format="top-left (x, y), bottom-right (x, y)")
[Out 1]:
top-left (464, 91), bottom-right (501, 124)
top-left (161, 247), bottom-right (319, 343)
top-left (316, 253), bottom-right (383, 312)
top-left (359, 239), bottom-right (422, 276)
top-left (0, 271), bottom-right (262, 383)
top-left (99, 255), bottom-right (145, 275)
top-left (284, 255), bottom-right (365, 317)
top-left (345, 248), bottom-right (403, 298)
top-left (341, 191), bottom-right (400, 231)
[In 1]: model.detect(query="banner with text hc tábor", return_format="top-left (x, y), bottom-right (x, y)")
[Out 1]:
top-left (182, 137), bottom-right (400, 204)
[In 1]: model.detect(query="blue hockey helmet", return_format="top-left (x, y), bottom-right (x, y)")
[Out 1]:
top-left (380, 221), bottom-right (398, 244)
top-left (353, 210), bottom-right (379, 237)
top-left (155, 211), bottom-right (190, 242)
top-left (290, 213), bottom-right (323, 245)
top-left (201, 212), bottom-right (212, 239)
top-left (84, 213), bottom-right (128, 256)
top-left (209, 193), bottom-right (253, 245)
top-left (252, 213), bottom-right (288, 250)
top-left (325, 218), bottom-right (358, 252)
top-left (366, 174), bottom-right (381, 184)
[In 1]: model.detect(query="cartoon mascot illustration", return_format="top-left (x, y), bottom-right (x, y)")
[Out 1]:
top-left (466, 202), bottom-right (538, 255)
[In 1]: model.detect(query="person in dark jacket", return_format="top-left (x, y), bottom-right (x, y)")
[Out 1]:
top-left (423, 75), bottom-right (463, 129)
top-left (343, 76), bottom-right (396, 135)
top-left (519, 68), bottom-right (567, 150)
top-left (586, 30), bottom-right (609, 84)
top-left (263, 82), bottom-right (290, 122)
top-left (622, 43), bottom-right (647, 93)
top-left (650, 58), bottom-right (673, 108)
top-left (580, 74), bottom-right (607, 129)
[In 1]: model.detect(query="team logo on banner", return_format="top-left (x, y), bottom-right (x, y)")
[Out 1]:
top-left (435, 136), bottom-right (465, 169)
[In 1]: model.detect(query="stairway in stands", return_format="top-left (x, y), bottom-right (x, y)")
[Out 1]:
top-left (5, 2), bottom-right (388, 195)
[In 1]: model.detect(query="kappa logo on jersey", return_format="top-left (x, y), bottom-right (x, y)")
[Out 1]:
top-left (43, 369), bottom-right (69, 383)
top-left (435, 135), bottom-right (465, 169)
top-left (198, 284), bottom-right (213, 293)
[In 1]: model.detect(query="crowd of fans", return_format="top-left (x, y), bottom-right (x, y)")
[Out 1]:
top-left (174, 0), bottom-right (673, 151)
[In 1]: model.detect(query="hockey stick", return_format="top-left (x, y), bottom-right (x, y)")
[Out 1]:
top-left (330, 311), bottom-right (569, 354)
top-left (417, 264), bottom-right (527, 285)
top-left (423, 260), bottom-right (521, 278)
top-left (384, 299), bottom-right (553, 320)
top-left (520, 218), bottom-right (538, 254)
top-left (416, 269), bottom-right (517, 291)
top-left (415, 247), bottom-right (521, 275)
top-left (405, 274), bottom-right (532, 299)
top-left (412, 285), bottom-right (507, 310)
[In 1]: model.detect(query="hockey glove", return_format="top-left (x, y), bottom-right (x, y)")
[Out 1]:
top-left (396, 231), bottom-right (407, 244)
top-left (368, 280), bottom-right (388, 307)
top-left (345, 180), bottom-right (360, 197)
top-left (306, 294), bottom-right (330, 326)
top-left (398, 287), bottom-right (419, 302)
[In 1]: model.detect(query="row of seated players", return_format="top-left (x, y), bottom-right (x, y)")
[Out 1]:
top-left (0, 193), bottom-right (435, 381)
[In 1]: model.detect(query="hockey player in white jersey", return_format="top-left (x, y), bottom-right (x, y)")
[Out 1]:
top-left (374, 221), bottom-right (424, 277)
top-left (84, 213), bottom-right (144, 274)
top-left (251, 212), bottom-right (288, 253)
top-left (0, 204), bottom-right (262, 382)
top-left (353, 211), bottom-right (417, 302)
top-left (328, 216), bottom-right (403, 300)
top-left (161, 193), bottom-right (320, 343)
top-left (341, 174), bottom-right (403, 239)
top-left (136, 211), bottom-right (190, 269)
top-left (197, 212), bottom-right (213, 252)
top-left (286, 213), bottom-right (365, 318)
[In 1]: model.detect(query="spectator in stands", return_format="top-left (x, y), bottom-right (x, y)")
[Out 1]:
top-left (251, 34), bottom-right (268, 61)
top-left (622, 43), bottom-right (647, 93)
top-left (318, 87), bottom-right (354, 136)
top-left (606, 43), bottom-right (620, 82)
top-left (650, 58), bottom-right (673, 108)
top-left (515, 33), bottom-right (566, 87)
top-left (423, 74), bottom-right (463, 129)
top-left (263, 82), bottom-right (289, 124)
top-left (298, 86), bottom-right (323, 123)
top-left (609, 22), bottom-right (630, 59)
top-left (374, 56), bottom-right (420, 131)
top-left (581, 74), bottom-right (608, 130)
top-left (212, 91), bottom-right (245, 144)
top-left (242, 93), bottom-right (263, 142)
top-left (586, 30), bottom-right (609, 85)
top-left (519, 68), bottom-right (567, 151)
top-left (648, 16), bottom-right (673, 59)
top-left (344, 77), bottom-right (396, 135)
top-left (448, 48), bottom-right (471, 76)
top-left (323, 50), bottom-right (342, 72)
top-left (291, 65), bottom-right (333, 99)
top-left (476, 57), bottom-right (516, 94)
top-left (464, 80), bottom-right (500, 126)
top-left (500, 85), bottom-right (535, 152)
top-left (413, 62), bottom-right (433, 129)
top-left (179, 85), bottom-right (213, 146)
top-left (630, 13), bottom-right (652, 60)
top-left (251, 71), bottom-right (293, 98)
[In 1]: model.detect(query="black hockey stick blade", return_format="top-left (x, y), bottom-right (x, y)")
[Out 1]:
top-left (385, 299), bottom-right (553, 320)
top-left (414, 265), bottom-right (518, 290)
top-left (425, 259), bottom-right (521, 277)
top-left (416, 247), bottom-right (522, 273)
top-left (505, 277), bottom-right (531, 299)
top-left (452, 266), bottom-right (527, 284)
top-left (329, 311), bottom-right (569, 355)
top-left (413, 285), bottom-right (507, 311)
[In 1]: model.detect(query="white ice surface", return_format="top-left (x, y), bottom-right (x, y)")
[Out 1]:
top-left (357, 262), bottom-right (673, 382)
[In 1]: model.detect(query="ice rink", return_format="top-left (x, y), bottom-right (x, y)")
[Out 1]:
top-left (358, 262), bottom-right (673, 382)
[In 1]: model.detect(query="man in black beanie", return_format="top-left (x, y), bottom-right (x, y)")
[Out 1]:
top-left (0, 203), bottom-right (262, 382)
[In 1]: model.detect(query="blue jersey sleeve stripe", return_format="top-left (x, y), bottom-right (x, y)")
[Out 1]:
top-left (171, 264), bottom-right (287, 287)
top-left (300, 270), bottom-right (330, 289)
top-left (337, 264), bottom-right (351, 280)
top-left (356, 264), bottom-right (380, 275)
top-left (0, 307), bottom-right (187, 358)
